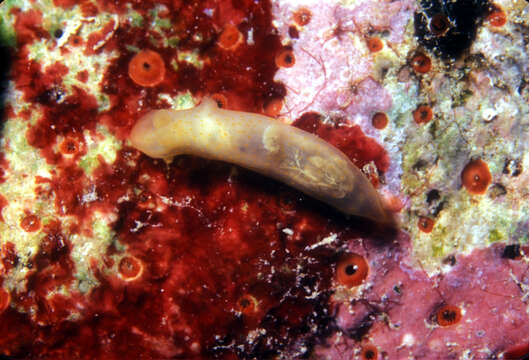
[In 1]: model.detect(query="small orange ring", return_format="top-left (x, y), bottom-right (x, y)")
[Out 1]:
top-left (217, 24), bottom-right (243, 50)
top-left (128, 50), bottom-right (166, 87)
top-left (436, 304), bottom-right (462, 326)
top-left (118, 256), bottom-right (143, 281)
top-left (336, 253), bottom-right (369, 288)
top-left (461, 159), bottom-right (491, 195)
top-left (275, 48), bottom-right (295, 68)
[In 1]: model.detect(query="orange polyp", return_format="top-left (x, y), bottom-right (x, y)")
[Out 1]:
top-left (237, 294), bottom-right (258, 315)
top-left (293, 7), bottom-right (312, 26)
top-left (461, 159), bottom-right (492, 195)
top-left (211, 93), bottom-right (228, 109)
top-left (413, 105), bottom-right (433, 124)
top-left (118, 256), bottom-right (143, 281)
top-left (275, 48), bottom-right (295, 68)
top-left (59, 136), bottom-right (80, 155)
top-left (128, 50), bottom-right (166, 87)
top-left (436, 304), bottom-right (462, 326)
top-left (20, 214), bottom-right (41, 232)
top-left (336, 253), bottom-right (369, 288)
top-left (487, 5), bottom-right (507, 27)
top-left (372, 112), bottom-right (388, 129)
top-left (70, 35), bottom-right (83, 46)
top-left (418, 216), bottom-right (434, 233)
top-left (366, 37), bottom-right (383, 53)
top-left (217, 24), bottom-right (243, 50)
top-left (411, 52), bottom-right (432, 73)
top-left (263, 98), bottom-right (283, 118)
top-left (430, 13), bottom-right (450, 36)
top-left (0, 288), bottom-right (10, 314)
top-left (361, 344), bottom-right (379, 360)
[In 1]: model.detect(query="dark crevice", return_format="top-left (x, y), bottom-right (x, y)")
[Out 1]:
top-left (414, 0), bottom-right (492, 60)
top-left (0, 43), bottom-right (13, 128)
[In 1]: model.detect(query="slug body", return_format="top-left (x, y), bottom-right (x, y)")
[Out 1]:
top-left (129, 99), bottom-right (387, 222)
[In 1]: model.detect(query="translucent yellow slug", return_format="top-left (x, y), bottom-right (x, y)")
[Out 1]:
top-left (129, 98), bottom-right (388, 222)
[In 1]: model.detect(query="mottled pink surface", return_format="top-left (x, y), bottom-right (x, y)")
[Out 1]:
top-left (313, 236), bottom-right (529, 359)
top-left (334, 77), bottom-right (392, 118)
top-left (272, 0), bottom-right (412, 125)
top-left (349, 0), bottom-right (415, 43)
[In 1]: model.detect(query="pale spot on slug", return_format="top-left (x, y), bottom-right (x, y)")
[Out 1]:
top-left (153, 110), bottom-right (174, 129)
top-left (129, 98), bottom-right (389, 222)
top-left (262, 125), bottom-right (281, 154)
top-left (304, 156), bottom-right (353, 198)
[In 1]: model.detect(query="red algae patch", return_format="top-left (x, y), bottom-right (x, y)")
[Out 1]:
top-left (84, 19), bottom-right (117, 55)
top-left (461, 159), bottom-right (492, 195)
top-left (372, 112), bottom-right (388, 129)
top-left (487, 4), bottom-right (507, 27)
top-left (0, 153), bottom-right (8, 184)
top-left (336, 253), bottom-right (369, 288)
top-left (128, 50), bottom-right (166, 87)
top-left (410, 52), bottom-right (432, 73)
top-left (79, 0), bottom-right (99, 17)
top-left (1, 243), bottom-right (18, 272)
top-left (418, 216), bottom-right (434, 233)
top-left (12, 8), bottom-right (47, 46)
top-left (413, 104), bottom-right (433, 124)
top-left (52, 0), bottom-right (78, 9)
top-left (275, 48), bottom-right (296, 68)
top-left (0, 196), bottom-right (7, 222)
top-left (76, 70), bottom-right (89, 83)
top-left (436, 304), bottom-right (462, 326)
top-left (217, 23), bottom-right (243, 50)
top-left (292, 7), bottom-right (312, 26)
top-left (0, 288), bottom-right (10, 314)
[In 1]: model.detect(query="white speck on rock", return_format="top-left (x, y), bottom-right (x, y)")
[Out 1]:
top-left (305, 233), bottom-right (338, 250)
top-left (282, 228), bottom-right (294, 235)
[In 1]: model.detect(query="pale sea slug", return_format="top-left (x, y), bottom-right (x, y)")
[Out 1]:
top-left (129, 98), bottom-right (388, 222)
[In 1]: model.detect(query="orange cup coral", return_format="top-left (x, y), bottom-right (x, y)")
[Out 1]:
top-left (128, 50), bottom-right (166, 87)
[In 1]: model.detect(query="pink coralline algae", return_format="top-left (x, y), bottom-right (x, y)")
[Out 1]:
top-left (314, 235), bottom-right (529, 359)
top-left (347, 0), bottom-right (415, 43)
top-left (333, 77), bottom-right (392, 119)
top-left (271, 0), bottom-right (413, 126)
